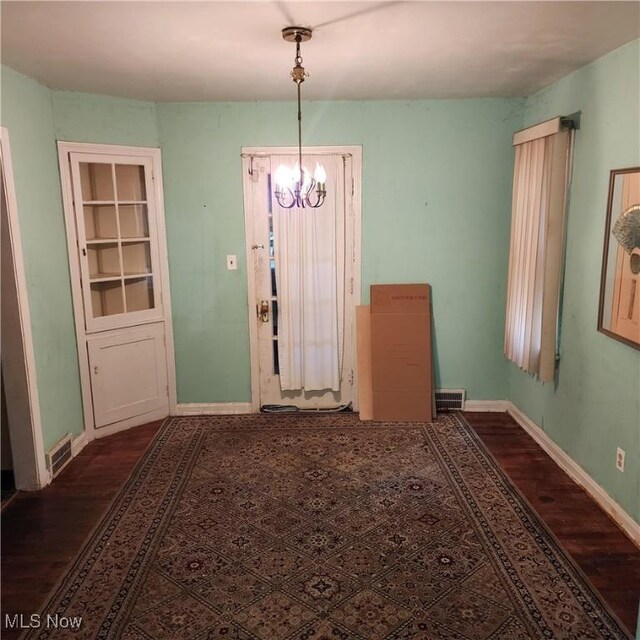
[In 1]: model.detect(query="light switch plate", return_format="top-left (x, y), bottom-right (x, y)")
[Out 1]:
top-left (226, 255), bottom-right (237, 270)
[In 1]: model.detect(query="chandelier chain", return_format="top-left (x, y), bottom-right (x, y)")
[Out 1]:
top-left (274, 27), bottom-right (326, 210)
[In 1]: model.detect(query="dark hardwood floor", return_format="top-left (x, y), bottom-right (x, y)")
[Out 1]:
top-left (1, 421), bottom-right (162, 639)
top-left (464, 411), bottom-right (640, 636)
top-left (1, 469), bottom-right (17, 508)
top-left (1, 412), bottom-right (638, 637)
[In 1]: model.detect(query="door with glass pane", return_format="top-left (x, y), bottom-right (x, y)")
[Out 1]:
top-left (63, 148), bottom-right (171, 434)
top-left (70, 153), bottom-right (162, 332)
top-left (244, 150), bottom-right (359, 410)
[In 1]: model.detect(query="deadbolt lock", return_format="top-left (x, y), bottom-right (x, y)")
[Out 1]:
top-left (258, 300), bottom-right (269, 323)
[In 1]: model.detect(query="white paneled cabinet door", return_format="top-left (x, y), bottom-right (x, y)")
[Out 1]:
top-left (63, 146), bottom-right (172, 435)
top-left (88, 325), bottom-right (168, 428)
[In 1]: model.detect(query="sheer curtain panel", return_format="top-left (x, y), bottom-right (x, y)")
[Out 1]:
top-left (273, 154), bottom-right (345, 391)
top-left (505, 119), bottom-right (573, 382)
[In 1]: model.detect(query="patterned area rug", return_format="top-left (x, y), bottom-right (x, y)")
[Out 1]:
top-left (24, 414), bottom-right (631, 640)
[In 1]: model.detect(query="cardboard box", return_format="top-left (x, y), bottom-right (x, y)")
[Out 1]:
top-left (356, 306), bottom-right (373, 420)
top-left (370, 284), bottom-right (433, 421)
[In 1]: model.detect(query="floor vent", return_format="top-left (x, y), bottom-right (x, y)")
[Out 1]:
top-left (435, 389), bottom-right (466, 411)
top-left (46, 434), bottom-right (73, 478)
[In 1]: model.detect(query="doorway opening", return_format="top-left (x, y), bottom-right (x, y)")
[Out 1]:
top-left (1, 127), bottom-right (48, 490)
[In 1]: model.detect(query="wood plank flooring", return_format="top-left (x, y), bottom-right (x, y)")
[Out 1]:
top-left (464, 411), bottom-right (639, 635)
top-left (1, 412), bottom-right (638, 637)
top-left (0, 421), bottom-right (162, 639)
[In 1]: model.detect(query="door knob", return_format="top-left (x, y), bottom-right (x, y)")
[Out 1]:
top-left (258, 300), bottom-right (269, 322)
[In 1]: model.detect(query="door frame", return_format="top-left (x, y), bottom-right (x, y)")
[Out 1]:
top-left (57, 141), bottom-right (177, 440)
top-left (241, 145), bottom-right (363, 412)
top-left (0, 127), bottom-right (49, 489)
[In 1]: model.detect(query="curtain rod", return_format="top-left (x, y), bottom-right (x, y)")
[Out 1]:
top-left (241, 152), bottom-right (352, 159)
top-left (560, 112), bottom-right (581, 130)
top-left (513, 112), bottom-right (581, 146)
top-left (242, 152), bottom-right (352, 177)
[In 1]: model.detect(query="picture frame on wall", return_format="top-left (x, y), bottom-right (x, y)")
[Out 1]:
top-left (597, 167), bottom-right (640, 349)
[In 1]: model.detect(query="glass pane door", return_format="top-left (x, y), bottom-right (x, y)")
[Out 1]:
top-left (71, 155), bottom-right (161, 331)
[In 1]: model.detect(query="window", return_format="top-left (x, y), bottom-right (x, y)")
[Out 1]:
top-left (504, 117), bottom-right (574, 382)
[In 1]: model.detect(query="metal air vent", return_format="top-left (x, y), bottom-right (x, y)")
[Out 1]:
top-left (435, 389), bottom-right (466, 411)
top-left (46, 433), bottom-right (73, 478)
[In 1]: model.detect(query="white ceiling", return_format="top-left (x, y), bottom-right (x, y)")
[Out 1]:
top-left (2, 1), bottom-right (639, 102)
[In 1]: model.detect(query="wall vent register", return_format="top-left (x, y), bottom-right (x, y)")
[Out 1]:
top-left (45, 433), bottom-right (73, 478)
top-left (434, 389), bottom-right (466, 411)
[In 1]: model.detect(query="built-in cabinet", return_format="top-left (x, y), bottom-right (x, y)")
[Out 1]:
top-left (87, 324), bottom-right (168, 428)
top-left (59, 144), bottom-right (175, 438)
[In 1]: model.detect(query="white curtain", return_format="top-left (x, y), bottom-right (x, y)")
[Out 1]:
top-left (272, 154), bottom-right (345, 391)
top-left (504, 128), bottom-right (571, 382)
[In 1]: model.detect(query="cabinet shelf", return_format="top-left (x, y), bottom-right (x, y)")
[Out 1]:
top-left (78, 160), bottom-right (157, 323)
top-left (83, 200), bottom-right (148, 206)
top-left (90, 272), bottom-right (152, 283)
top-left (90, 272), bottom-right (121, 283)
top-left (86, 237), bottom-right (150, 245)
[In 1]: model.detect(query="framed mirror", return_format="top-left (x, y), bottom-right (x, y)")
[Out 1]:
top-left (598, 167), bottom-right (640, 349)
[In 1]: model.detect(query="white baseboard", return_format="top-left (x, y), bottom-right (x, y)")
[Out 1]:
top-left (175, 402), bottom-right (253, 416)
top-left (71, 431), bottom-right (89, 458)
top-left (93, 408), bottom-right (170, 440)
top-left (464, 400), bottom-right (509, 412)
top-left (507, 401), bottom-right (640, 547)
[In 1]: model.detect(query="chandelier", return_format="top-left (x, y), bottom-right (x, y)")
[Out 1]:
top-left (274, 27), bottom-right (326, 209)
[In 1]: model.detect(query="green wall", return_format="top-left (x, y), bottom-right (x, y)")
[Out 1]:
top-left (52, 91), bottom-right (159, 146)
top-left (510, 40), bottom-right (640, 521)
top-left (2, 67), bottom-right (519, 447)
top-left (0, 67), bottom-right (160, 450)
top-left (3, 40), bottom-right (637, 525)
top-left (0, 67), bottom-right (84, 449)
top-left (157, 99), bottom-right (521, 403)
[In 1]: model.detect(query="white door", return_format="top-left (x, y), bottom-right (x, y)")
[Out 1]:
top-left (243, 148), bottom-right (361, 410)
top-left (61, 145), bottom-right (173, 435)
top-left (88, 325), bottom-right (168, 427)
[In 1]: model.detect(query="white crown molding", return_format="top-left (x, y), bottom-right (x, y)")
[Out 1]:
top-left (506, 401), bottom-right (639, 547)
top-left (175, 403), bottom-right (254, 416)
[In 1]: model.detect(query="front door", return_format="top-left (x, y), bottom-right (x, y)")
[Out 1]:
top-left (243, 148), bottom-right (361, 410)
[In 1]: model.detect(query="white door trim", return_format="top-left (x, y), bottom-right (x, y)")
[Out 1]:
top-left (0, 127), bottom-right (49, 489)
top-left (241, 145), bottom-right (363, 412)
top-left (57, 141), bottom-right (177, 441)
